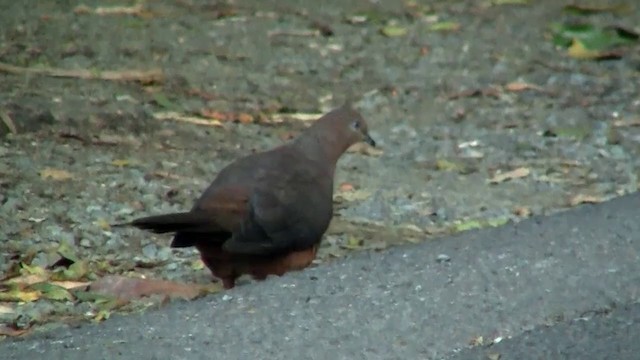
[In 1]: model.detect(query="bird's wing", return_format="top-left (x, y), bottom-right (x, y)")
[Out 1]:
top-left (194, 184), bottom-right (251, 232)
top-left (222, 172), bottom-right (332, 256)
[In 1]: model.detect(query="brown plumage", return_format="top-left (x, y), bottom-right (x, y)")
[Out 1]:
top-left (126, 104), bottom-right (375, 289)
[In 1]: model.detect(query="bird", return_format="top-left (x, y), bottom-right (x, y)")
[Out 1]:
top-left (123, 104), bottom-right (376, 289)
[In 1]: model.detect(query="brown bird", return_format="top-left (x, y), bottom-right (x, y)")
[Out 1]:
top-left (125, 104), bottom-right (375, 289)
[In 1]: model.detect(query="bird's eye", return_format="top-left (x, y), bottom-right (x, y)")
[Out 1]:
top-left (351, 120), bottom-right (360, 130)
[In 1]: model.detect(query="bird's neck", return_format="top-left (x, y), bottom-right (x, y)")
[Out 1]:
top-left (293, 128), bottom-right (349, 173)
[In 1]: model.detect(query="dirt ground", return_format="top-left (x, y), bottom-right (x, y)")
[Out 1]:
top-left (1, 0), bottom-right (639, 336)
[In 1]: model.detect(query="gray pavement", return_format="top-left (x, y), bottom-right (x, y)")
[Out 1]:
top-left (2, 192), bottom-right (638, 360)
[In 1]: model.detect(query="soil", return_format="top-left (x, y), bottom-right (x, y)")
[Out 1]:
top-left (1, 0), bottom-right (639, 336)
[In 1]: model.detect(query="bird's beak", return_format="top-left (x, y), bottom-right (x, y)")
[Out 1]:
top-left (363, 133), bottom-right (376, 147)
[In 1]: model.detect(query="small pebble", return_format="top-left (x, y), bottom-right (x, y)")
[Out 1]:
top-left (436, 254), bottom-right (451, 263)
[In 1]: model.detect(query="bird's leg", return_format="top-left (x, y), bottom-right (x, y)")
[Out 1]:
top-left (221, 277), bottom-right (236, 289)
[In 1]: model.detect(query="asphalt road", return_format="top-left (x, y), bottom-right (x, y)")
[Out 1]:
top-left (2, 192), bottom-right (638, 360)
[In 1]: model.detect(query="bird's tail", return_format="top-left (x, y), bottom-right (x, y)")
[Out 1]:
top-left (115, 212), bottom-right (213, 234)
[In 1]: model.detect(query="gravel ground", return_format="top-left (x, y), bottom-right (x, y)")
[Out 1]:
top-left (1, 0), bottom-right (639, 336)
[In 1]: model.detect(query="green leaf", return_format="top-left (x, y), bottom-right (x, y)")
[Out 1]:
top-left (56, 242), bottom-right (80, 263)
top-left (63, 260), bottom-right (89, 280)
top-left (29, 282), bottom-right (73, 301)
top-left (551, 22), bottom-right (638, 51)
top-left (72, 290), bottom-right (116, 303)
top-left (152, 93), bottom-right (178, 110)
top-left (563, 4), bottom-right (631, 16)
top-left (429, 21), bottom-right (460, 32)
top-left (380, 25), bottom-right (408, 37)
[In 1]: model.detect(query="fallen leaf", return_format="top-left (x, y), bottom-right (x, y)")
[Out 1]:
top-left (95, 218), bottom-right (111, 231)
top-left (190, 259), bottom-right (205, 271)
top-left (237, 112), bottom-right (254, 124)
top-left (269, 112), bottom-right (323, 123)
top-left (341, 236), bottom-right (364, 250)
top-left (487, 352), bottom-right (502, 360)
top-left (492, 0), bottom-right (527, 4)
top-left (56, 242), bottom-right (80, 264)
top-left (469, 335), bottom-right (484, 346)
top-left (435, 159), bottom-right (463, 172)
top-left (453, 220), bottom-right (483, 232)
top-left (51, 280), bottom-right (90, 290)
top-left (347, 142), bottom-right (384, 156)
top-left (0, 304), bottom-right (14, 315)
top-left (111, 159), bottom-right (132, 167)
top-left (200, 109), bottom-right (254, 124)
top-left (429, 21), bottom-right (460, 32)
top-left (612, 119), bottom-right (640, 127)
top-left (334, 190), bottom-right (371, 203)
top-left (0, 289), bottom-right (41, 302)
top-left (20, 262), bottom-right (47, 277)
top-left (89, 275), bottom-right (219, 301)
top-left (3, 273), bottom-right (47, 286)
top-left (550, 21), bottom-right (636, 61)
top-left (152, 93), bottom-right (178, 110)
top-left (153, 111), bottom-right (224, 128)
top-left (568, 194), bottom-right (603, 206)
top-left (513, 206), bottom-right (532, 217)
top-left (505, 82), bottom-right (544, 92)
top-left (563, 3), bottom-right (630, 15)
top-left (489, 167), bottom-right (530, 184)
top-left (567, 38), bottom-right (606, 60)
top-left (58, 260), bottom-right (89, 281)
top-left (93, 309), bottom-right (111, 322)
top-left (40, 168), bottom-right (73, 181)
top-left (0, 325), bottom-right (29, 337)
top-left (453, 217), bottom-right (509, 232)
top-left (339, 182), bottom-right (355, 192)
top-left (380, 25), bottom-right (407, 37)
top-left (29, 282), bottom-right (74, 301)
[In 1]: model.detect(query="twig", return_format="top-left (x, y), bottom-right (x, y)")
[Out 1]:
top-left (267, 29), bottom-right (320, 38)
top-left (153, 111), bottom-right (225, 127)
top-left (0, 62), bottom-right (163, 84)
top-left (74, 4), bottom-right (146, 16)
top-left (613, 119), bottom-right (640, 127)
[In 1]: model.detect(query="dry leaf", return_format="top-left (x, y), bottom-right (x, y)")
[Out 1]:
top-left (51, 280), bottom-right (90, 290)
top-left (347, 142), bottom-right (384, 157)
top-left (469, 335), bottom-right (484, 346)
top-left (339, 182), bottom-right (355, 192)
top-left (505, 82), bottom-right (543, 92)
top-left (269, 112), bottom-right (323, 123)
top-left (3, 273), bottom-right (48, 286)
top-left (94, 218), bottom-right (111, 230)
top-left (334, 190), bottom-right (371, 203)
top-left (190, 259), bottom-right (205, 271)
top-left (0, 289), bottom-right (41, 302)
top-left (380, 25), bottom-right (408, 37)
top-left (111, 159), bottom-right (132, 167)
top-left (0, 325), bottom-right (29, 337)
top-left (566, 38), bottom-right (621, 60)
top-left (612, 119), bottom-right (640, 127)
top-left (89, 275), bottom-right (219, 301)
top-left (489, 167), bottom-right (530, 184)
top-left (568, 194), bottom-right (603, 206)
top-left (200, 109), bottom-right (254, 124)
top-left (0, 304), bottom-right (15, 315)
top-left (513, 206), bottom-right (532, 217)
top-left (153, 111), bottom-right (224, 127)
top-left (40, 167), bottom-right (73, 181)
